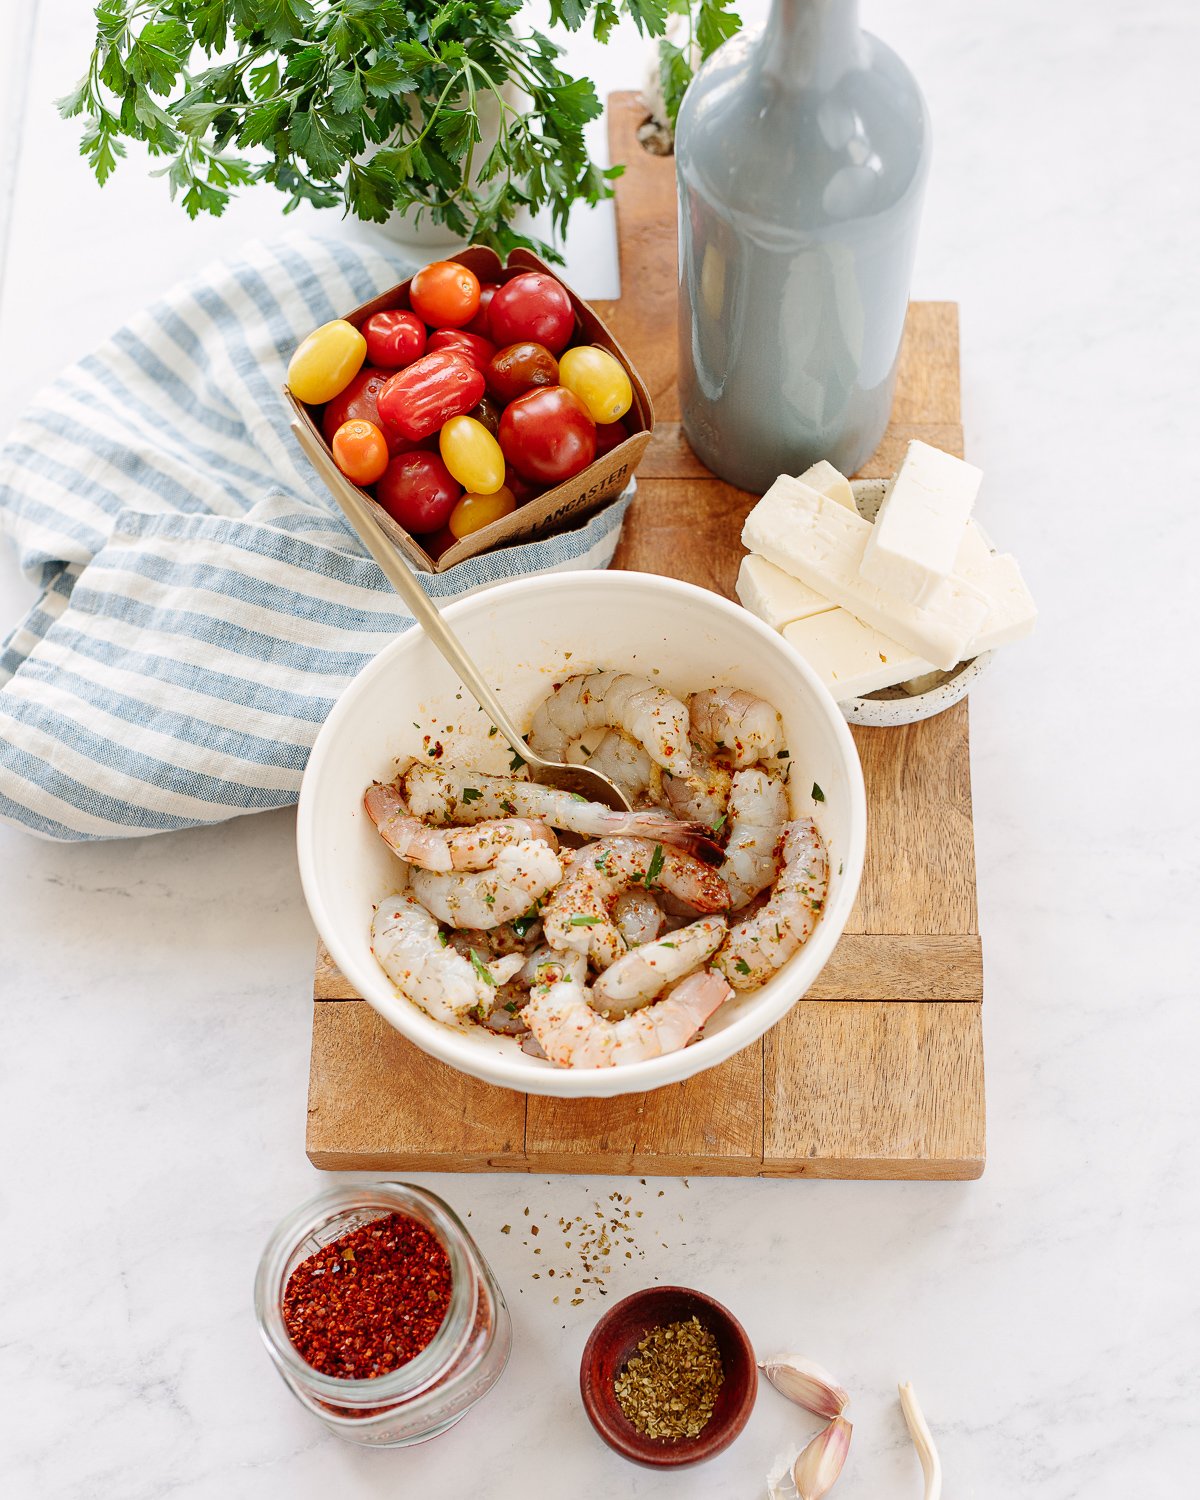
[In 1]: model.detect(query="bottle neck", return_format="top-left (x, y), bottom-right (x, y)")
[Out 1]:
top-left (761, 0), bottom-right (864, 89)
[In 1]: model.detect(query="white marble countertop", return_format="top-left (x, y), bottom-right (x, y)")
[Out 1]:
top-left (1, 2), bottom-right (1196, 1495)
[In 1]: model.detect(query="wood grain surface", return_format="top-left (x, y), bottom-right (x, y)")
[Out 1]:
top-left (305, 92), bottom-right (986, 1180)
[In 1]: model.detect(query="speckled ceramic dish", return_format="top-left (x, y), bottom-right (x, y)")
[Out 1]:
top-left (837, 479), bottom-right (995, 727)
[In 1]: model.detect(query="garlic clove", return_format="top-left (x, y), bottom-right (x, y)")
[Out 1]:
top-left (898, 1381), bottom-right (942, 1500)
top-left (758, 1353), bottom-right (850, 1418)
top-left (792, 1416), bottom-right (853, 1500)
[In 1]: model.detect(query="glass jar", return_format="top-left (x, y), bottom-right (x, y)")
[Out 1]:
top-left (254, 1182), bottom-right (511, 1447)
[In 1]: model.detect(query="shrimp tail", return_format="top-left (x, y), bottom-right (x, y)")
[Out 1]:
top-left (614, 810), bottom-right (723, 865)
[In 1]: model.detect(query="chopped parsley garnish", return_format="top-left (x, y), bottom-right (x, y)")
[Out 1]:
top-left (510, 902), bottom-right (542, 938)
top-left (569, 914), bottom-right (600, 926)
top-left (594, 852), bottom-right (610, 871)
top-left (734, 958), bottom-right (752, 975)
top-left (483, 891), bottom-right (495, 907)
top-left (461, 787), bottom-right (483, 803)
top-left (469, 949), bottom-right (495, 985)
top-left (509, 751), bottom-right (526, 772)
top-left (437, 931), bottom-right (448, 947)
top-left (778, 748), bottom-right (790, 759)
top-left (488, 725), bottom-right (499, 737)
top-left (711, 813), bottom-right (726, 834)
top-left (641, 843), bottom-right (665, 888)
top-left (661, 941), bottom-right (676, 949)
top-left (811, 781), bottom-right (825, 803)
top-left (500, 798), bottom-right (518, 816)
top-left (503, 1000), bottom-right (520, 1015)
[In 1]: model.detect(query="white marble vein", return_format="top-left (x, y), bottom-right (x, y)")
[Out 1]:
top-left (1, 1), bottom-right (1198, 1495)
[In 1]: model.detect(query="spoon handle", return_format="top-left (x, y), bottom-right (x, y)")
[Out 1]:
top-left (292, 422), bottom-right (535, 760)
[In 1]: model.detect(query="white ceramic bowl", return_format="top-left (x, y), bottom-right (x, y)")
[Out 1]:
top-left (297, 571), bottom-right (867, 1098)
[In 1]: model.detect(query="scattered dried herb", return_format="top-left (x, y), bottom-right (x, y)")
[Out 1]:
top-left (613, 1317), bottom-right (723, 1440)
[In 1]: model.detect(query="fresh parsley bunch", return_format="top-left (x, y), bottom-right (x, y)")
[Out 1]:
top-left (58, 0), bottom-right (741, 261)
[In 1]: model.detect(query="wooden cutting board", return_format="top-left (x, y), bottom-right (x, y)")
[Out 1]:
top-left (305, 94), bottom-right (985, 1181)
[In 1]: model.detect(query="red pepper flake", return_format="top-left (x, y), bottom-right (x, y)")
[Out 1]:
top-left (282, 1212), bottom-right (452, 1381)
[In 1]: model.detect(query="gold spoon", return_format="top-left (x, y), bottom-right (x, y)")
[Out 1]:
top-left (293, 422), bottom-right (633, 812)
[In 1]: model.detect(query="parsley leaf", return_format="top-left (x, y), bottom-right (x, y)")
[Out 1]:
top-left (734, 958), bottom-right (751, 975)
top-left (469, 949), bottom-right (496, 985)
top-left (642, 843), bottom-right (665, 888)
top-left (461, 787), bottom-right (483, 803)
top-left (811, 782), bottom-right (825, 803)
top-left (569, 914), bottom-right (600, 926)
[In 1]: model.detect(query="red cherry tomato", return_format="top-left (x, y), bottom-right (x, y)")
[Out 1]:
top-left (409, 260), bottom-right (481, 328)
top-left (376, 350), bottom-right (486, 443)
top-left (427, 327), bottom-right (497, 371)
top-left (498, 385), bottom-right (597, 485)
top-left (486, 341), bottom-right (559, 404)
top-left (375, 451), bottom-right (461, 534)
top-left (423, 524), bottom-right (459, 560)
top-left (465, 283), bottom-right (499, 337)
top-left (323, 367), bottom-right (387, 440)
top-left (488, 273), bottom-right (575, 354)
top-left (594, 418), bottom-right (630, 458)
top-left (504, 464), bottom-right (539, 505)
top-left (362, 310), bottom-right (427, 370)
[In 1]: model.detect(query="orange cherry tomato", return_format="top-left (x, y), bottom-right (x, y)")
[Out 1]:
top-left (331, 419), bottom-right (390, 485)
top-left (448, 486), bottom-right (517, 539)
top-left (409, 260), bottom-right (481, 328)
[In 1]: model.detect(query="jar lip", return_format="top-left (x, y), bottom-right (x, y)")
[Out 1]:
top-left (254, 1182), bottom-right (479, 1402)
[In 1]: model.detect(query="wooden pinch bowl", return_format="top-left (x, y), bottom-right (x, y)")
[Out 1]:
top-left (579, 1286), bottom-right (757, 1468)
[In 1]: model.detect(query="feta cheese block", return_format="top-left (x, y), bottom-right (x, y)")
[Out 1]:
top-left (797, 459), bottom-right (856, 512)
top-left (736, 554), bottom-right (834, 629)
top-left (783, 609), bottom-right (935, 699)
top-left (860, 441), bottom-right (982, 604)
top-left (742, 477), bottom-right (991, 669)
top-left (961, 551), bottom-right (1038, 652)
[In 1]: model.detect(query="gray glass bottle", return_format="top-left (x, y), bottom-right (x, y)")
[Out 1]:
top-left (675, 0), bottom-right (930, 492)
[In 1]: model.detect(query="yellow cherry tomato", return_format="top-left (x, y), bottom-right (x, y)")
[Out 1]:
top-left (286, 319), bottom-right (367, 404)
top-left (557, 344), bottom-right (633, 425)
top-left (448, 486), bottom-right (517, 539)
top-left (439, 415), bottom-right (505, 496)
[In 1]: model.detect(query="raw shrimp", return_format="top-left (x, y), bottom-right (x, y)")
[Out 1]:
top-left (542, 836), bottom-right (730, 968)
top-left (410, 841), bottom-right (562, 930)
top-left (567, 729), bottom-right (661, 806)
top-left (591, 916), bottom-right (727, 1015)
top-left (613, 887), bottom-right (665, 948)
top-left (371, 896), bottom-right (524, 1025)
top-left (663, 746), bottom-right (733, 828)
top-left (688, 688), bottom-right (782, 768)
top-left (529, 671), bottom-right (692, 774)
top-left (402, 763), bottom-right (713, 855)
top-left (524, 966), bottom-right (733, 1068)
top-left (719, 768), bottom-right (789, 909)
top-left (365, 781), bottom-right (557, 872)
top-left (715, 818), bottom-right (828, 988)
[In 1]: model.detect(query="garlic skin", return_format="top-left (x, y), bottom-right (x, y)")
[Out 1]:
top-left (898, 1382), bottom-right (942, 1500)
top-left (792, 1416), bottom-right (852, 1500)
top-left (758, 1354), bottom-right (850, 1418)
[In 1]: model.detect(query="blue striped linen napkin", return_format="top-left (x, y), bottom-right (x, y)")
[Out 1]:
top-left (0, 233), bottom-right (632, 841)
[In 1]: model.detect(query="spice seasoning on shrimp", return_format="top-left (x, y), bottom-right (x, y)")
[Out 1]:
top-left (282, 1212), bottom-right (452, 1380)
top-left (614, 1317), bottom-right (724, 1439)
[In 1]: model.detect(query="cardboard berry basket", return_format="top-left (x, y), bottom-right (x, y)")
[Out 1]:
top-left (285, 246), bottom-right (654, 573)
